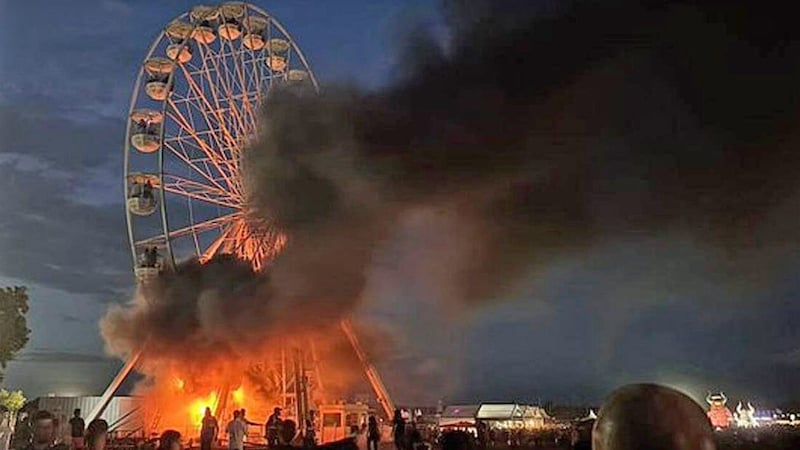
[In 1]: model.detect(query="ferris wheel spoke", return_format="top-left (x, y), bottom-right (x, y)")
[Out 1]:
top-left (162, 174), bottom-right (241, 209)
top-left (218, 31), bottom-right (259, 138)
top-left (193, 44), bottom-right (247, 149)
top-left (177, 58), bottom-right (241, 165)
top-left (200, 220), bottom-right (238, 263)
top-left (165, 100), bottom-right (242, 197)
top-left (136, 212), bottom-right (241, 247)
top-left (203, 43), bottom-right (252, 151)
top-left (163, 139), bottom-right (235, 196)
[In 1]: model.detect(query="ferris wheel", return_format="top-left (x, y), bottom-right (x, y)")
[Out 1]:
top-left (124, 2), bottom-right (318, 279)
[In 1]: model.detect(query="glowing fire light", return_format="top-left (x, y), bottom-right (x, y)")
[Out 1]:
top-left (175, 378), bottom-right (185, 390)
top-left (233, 386), bottom-right (245, 405)
top-left (189, 392), bottom-right (219, 427)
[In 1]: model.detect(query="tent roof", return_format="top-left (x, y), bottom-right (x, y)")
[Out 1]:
top-left (441, 404), bottom-right (480, 419)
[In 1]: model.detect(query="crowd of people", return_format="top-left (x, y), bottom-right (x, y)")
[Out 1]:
top-left (10, 409), bottom-right (109, 450)
top-left (9, 400), bottom-right (800, 450)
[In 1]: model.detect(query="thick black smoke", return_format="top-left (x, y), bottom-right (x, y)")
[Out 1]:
top-left (245, 0), bottom-right (800, 312)
top-left (103, 0), bottom-right (800, 401)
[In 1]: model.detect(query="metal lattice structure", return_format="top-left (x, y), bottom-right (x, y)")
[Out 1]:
top-left (124, 2), bottom-right (317, 278)
top-left (98, 2), bottom-right (395, 431)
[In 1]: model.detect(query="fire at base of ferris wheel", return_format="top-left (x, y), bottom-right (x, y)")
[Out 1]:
top-left (90, 2), bottom-right (395, 438)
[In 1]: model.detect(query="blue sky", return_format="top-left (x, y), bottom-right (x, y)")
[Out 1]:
top-left (2, 0), bottom-right (800, 407)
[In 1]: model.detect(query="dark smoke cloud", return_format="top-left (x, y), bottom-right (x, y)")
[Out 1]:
top-left (245, 0), bottom-right (800, 313)
top-left (104, 0), bottom-right (800, 400)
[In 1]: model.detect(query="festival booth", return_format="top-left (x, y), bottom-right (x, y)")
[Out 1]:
top-left (439, 405), bottom-right (480, 434)
top-left (476, 404), bottom-right (551, 430)
top-left (318, 403), bottom-right (370, 444)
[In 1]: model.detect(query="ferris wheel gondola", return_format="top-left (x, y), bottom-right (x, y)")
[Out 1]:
top-left (124, 2), bottom-right (318, 281)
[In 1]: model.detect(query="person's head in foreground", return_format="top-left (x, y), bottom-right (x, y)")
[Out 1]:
top-left (593, 384), bottom-right (716, 450)
top-left (32, 410), bottom-right (56, 446)
top-left (85, 419), bottom-right (109, 450)
top-left (280, 419), bottom-right (297, 445)
top-left (441, 431), bottom-right (473, 450)
top-left (73, 409), bottom-right (81, 418)
top-left (158, 430), bottom-right (182, 450)
top-left (204, 407), bottom-right (212, 419)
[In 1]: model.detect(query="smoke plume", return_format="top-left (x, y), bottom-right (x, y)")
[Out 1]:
top-left (103, 0), bottom-right (800, 401)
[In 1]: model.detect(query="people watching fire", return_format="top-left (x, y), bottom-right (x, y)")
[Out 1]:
top-left (199, 408), bottom-right (218, 450)
top-left (265, 407), bottom-right (282, 448)
top-left (303, 411), bottom-right (317, 448)
top-left (157, 430), bottom-right (181, 450)
top-left (391, 409), bottom-right (405, 450)
top-left (68, 410), bottom-right (85, 450)
top-left (366, 416), bottom-right (380, 450)
top-left (277, 420), bottom-right (297, 448)
top-left (84, 419), bottom-right (108, 450)
top-left (226, 410), bottom-right (247, 450)
top-left (21, 410), bottom-right (67, 450)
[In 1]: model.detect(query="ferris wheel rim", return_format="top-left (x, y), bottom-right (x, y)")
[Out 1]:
top-left (123, 2), bottom-right (318, 276)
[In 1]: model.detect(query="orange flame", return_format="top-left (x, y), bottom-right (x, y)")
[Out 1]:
top-left (233, 386), bottom-right (245, 405)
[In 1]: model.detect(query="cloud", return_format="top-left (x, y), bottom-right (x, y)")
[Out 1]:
top-left (15, 349), bottom-right (111, 364)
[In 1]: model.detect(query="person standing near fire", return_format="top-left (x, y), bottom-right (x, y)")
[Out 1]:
top-left (200, 408), bottom-right (218, 450)
top-left (265, 408), bottom-right (282, 448)
top-left (68, 410), bottom-right (84, 450)
top-left (226, 411), bottom-right (247, 450)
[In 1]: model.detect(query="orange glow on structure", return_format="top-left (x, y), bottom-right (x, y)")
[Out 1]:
top-left (175, 378), bottom-right (185, 390)
top-left (189, 392), bottom-right (219, 427)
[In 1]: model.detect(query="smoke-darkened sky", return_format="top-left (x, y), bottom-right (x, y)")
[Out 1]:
top-left (2, 0), bottom-right (800, 406)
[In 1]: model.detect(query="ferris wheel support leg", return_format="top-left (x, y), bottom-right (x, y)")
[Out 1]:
top-left (86, 348), bottom-right (145, 423)
top-left (340, 319), bottom-right (396, 420)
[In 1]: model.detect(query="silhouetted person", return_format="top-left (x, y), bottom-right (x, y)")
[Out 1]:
top-left (302, 412), bottom-right (316, 449)
top-left (68, 410), bottom-right (84, 450)
top-left (265, 407), bottom-right (282, 448)
top-left (408, 423), bottom-right (422, 450)
top-left (22, 411), bottom-right (67, 450)
top-left (226, 411), bottom-right (247, 450)
top-left (392, 410), bottom-right (405, 450)
top-left (367, 416), bottom-right (380, 450)
top-left (274, 420), bottom-right (297, 450)
top-left (200, 408), bottom-right (218, 450)
top-left (440, 431), bottom-right (473, 450)
top-left (592, 384), bottom-right (716, 450)
top-left (157, 431), bottom-right (181, 450)
top-left (84, 420), bottom-right (108, 450)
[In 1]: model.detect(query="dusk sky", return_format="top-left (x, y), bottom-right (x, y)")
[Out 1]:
top-left (2, 0), bottom-right (800, 408)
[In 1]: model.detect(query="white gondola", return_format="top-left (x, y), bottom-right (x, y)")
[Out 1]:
top-left (135, 246), bottom-right (163, 282)
top-left (219, 21), bottom-right (241, 41)
top-left (130, 109), bottom-right (163, 153)
top-left (166, 20), bottom-right (193, 41)
top-left (143, 58), bottom-right (174, 101)
top-left (242, 16), bottom-right (267, 50)
top-left (192, 25), bottom-right (217, 45)
top-left (127, 173), bottom-right (159, 216)
top-left (190, 5), bottom-right (220, 22)
top-left (288, 69), bottom-right (308, 83)
top-left (220, 2), bottom-right (245, 19)
top-left (166, 43), bottom-right (192, 63)
top-left (268, 55), bottom-right (286, 72)
top-left (268, 38), bottom-right (289, 53)
top-left (243, 33), bottom-right (264, 51)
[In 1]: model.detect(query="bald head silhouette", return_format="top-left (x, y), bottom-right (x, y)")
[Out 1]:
top-left (593, 384), bottom-right (716, 450)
